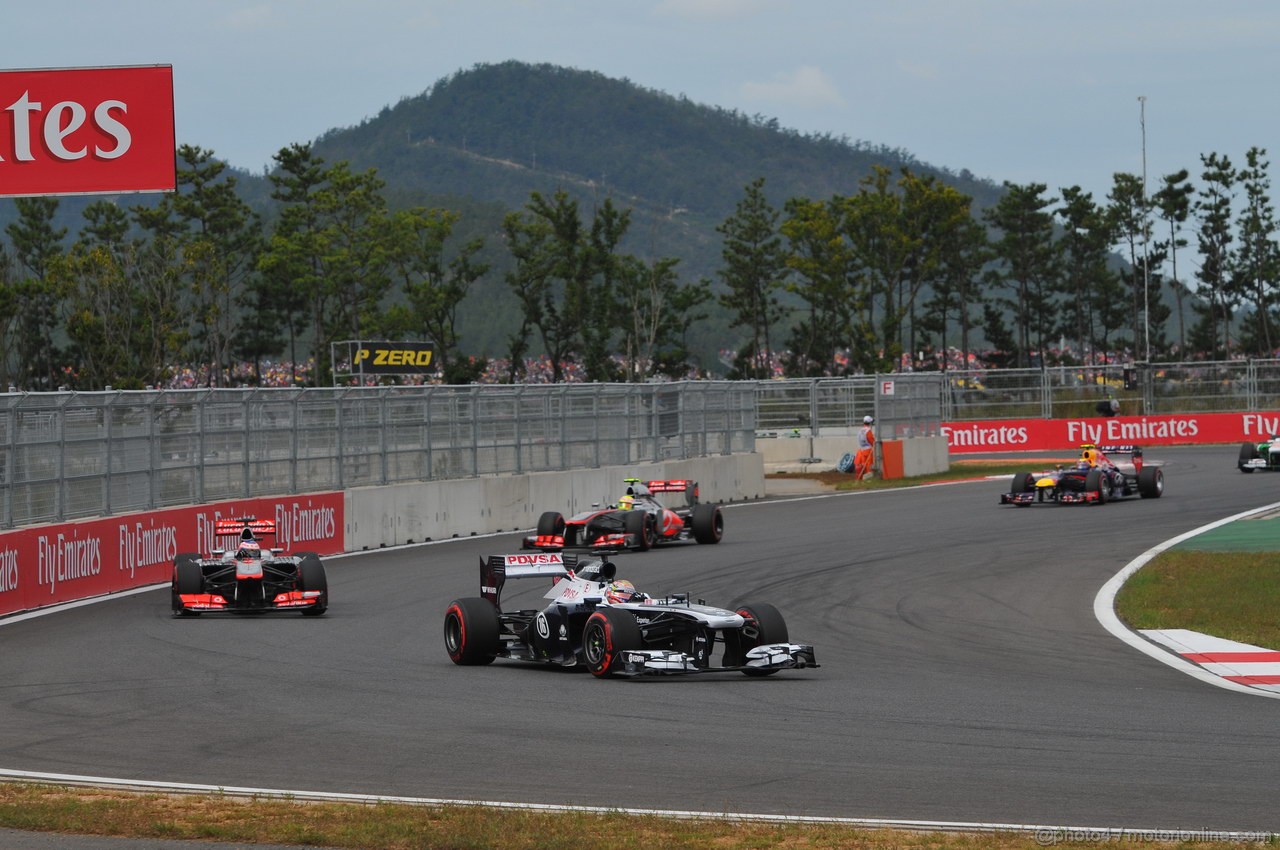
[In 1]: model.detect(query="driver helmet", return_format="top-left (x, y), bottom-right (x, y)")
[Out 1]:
top-left (605, 579), bottom-right (639, 604)
top-left (863, 415), bottom-right (874, 425)
top-left (617, 495), bottom-right (634, 510)
top-left (1080, 448), bottom-right (1098, 467)
top-left (235, 540), bottom-right (262, 560)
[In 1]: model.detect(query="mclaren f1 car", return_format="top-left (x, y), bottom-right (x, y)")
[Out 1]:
top-left (522, 477), bottom-right (723, 552)
top-left (1000, 444), bottom-right (1165, 506)
top-left (171, 518), bottom-right (329, 616)
top-left (443, 552), bottom-right (817, 678)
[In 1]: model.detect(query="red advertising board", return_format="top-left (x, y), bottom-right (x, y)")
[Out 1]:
top-left (942, 411), bottom-right (1280, 454)
top-left (0, 64), bottom-right (175, 197)
top-left (0, 492), bottom-right (344, 618)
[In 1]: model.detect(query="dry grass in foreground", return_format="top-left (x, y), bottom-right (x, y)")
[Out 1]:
top-left (0, 784), bottom-right (1272, 849)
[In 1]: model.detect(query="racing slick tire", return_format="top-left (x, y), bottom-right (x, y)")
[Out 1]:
top-left (623, 509), bottom-right (654, 551)
top-left (1239, 441), bottom-right (1259, 472)
top-left (733, 602), bottom-right (789, 676)
top-left (536, 511), bottom-right (566, 537)
top-left (1137, 466), bottom-right (1165, 498)
top-left (444, 597), bottom-right (501, 665)
top-left (297, 552), bottom-right (328, 616)
top-left (1009, 472), bottom-right (1033, 505)
top-left (582, 608), bottom-right (643, 677)
top-left (1084, 469), bottom-right (1110, 504)
top-left (690, 503), bottom-right (723, 544)
top-left (172, 553), bottom-right (202, 616)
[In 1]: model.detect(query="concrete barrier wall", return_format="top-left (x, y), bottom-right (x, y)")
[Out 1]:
top-left (758, 436), bottom-right (949, 477)
top-left (902, 436), bottom-right (950, 477)
top-left (345, 453), bottom-right (764, 551)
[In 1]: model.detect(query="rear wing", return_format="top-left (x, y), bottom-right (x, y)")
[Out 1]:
top-left (480, 552), bottom-right (577, 606)
top-left (643, 479), bottom-right (700, 505)
top-left (212, 517), bottom-right (276, 553)
top-left (479, 552), bottom-right (617, 607)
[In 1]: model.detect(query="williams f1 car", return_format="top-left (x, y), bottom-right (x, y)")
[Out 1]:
top-left (1238, 437), bottom-right (1280, 472)
top-left (443, 552), bottom-right (817, 678)
top-left (1000, 444), bottom-right (1164, 506)
top-left (522, 478), bottom-right (723, 552)
top-left (171, 518), bottom-right (329, 616)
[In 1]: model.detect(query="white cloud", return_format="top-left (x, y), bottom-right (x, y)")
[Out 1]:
top-left (740, 66), bottom-right (844, 109)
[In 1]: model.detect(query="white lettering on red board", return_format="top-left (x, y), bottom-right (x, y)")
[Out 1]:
top-left (2, 91), bottom-right (132, 163)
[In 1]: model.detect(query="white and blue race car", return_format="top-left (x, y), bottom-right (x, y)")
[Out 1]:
top-left (443, 552), bottom-right (817, 678)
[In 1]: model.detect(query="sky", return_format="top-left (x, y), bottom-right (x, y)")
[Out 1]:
top-left (6, 0), bottom-right (1280, 210)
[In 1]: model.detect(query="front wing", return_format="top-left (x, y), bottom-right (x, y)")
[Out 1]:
top-left (612, 643), bottom-right (818, 677)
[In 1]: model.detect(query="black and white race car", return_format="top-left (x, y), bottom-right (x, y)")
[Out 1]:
top-left (443, 552), bottom-right (817, 678)
top-left (171, 518), bottom-right (328, 616)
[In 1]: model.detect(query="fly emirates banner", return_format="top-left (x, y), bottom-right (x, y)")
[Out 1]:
top-left (942, 411), bottom-right (1280, 454)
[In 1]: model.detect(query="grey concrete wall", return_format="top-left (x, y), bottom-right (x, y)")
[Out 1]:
top-left (344, 453), bottom-right (764, 550)
top-left (757, 435), bottom-right (950, 477)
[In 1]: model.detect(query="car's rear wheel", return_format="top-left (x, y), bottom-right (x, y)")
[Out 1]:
top-left (537, 511), bottom-right (566, 537)
top-left (582, 608), bottom-right (643, 677)
top-left (297, 552), bottom-right (328, 615)
top-left (734, 603), bottom-right (789, 676)
top-left (623, 509), bottom-right (653, 550)
top-left (444, 598), bottom-right (501, 665)
top-left (1239, 441), bottom-right (1259, 472)
top-left (172, 553), bottom-right (202, 616)
top-left (1137, 466), bottom-right (1165, 498)
top-left (690, 503), bottom-right (723, 543)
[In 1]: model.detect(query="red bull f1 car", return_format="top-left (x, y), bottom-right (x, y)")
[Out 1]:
top-left (523, 478), bottom-right (723, 552)
top-left (1000, 444), bottom-right (1165, 506)
top-left (444, 552), bottom-right (817, 678)
top-left (171, 518), bottom-right (329, 616)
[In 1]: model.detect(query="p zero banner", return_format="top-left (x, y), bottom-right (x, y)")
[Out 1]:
top-left (0, 492), bottom-right (343, 618)
top-left (353, 341), bottom-right (435, 375)
top-left (943, 411), bottom-right (1280, 454)
top-left (0, 64), bottom-right (175, 198)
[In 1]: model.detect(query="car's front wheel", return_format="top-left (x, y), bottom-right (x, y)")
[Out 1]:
top-left (734, 602), bottom-right (789, 676)
top-left (297, 552), bottom-right (328, 615)
top-left (1137, 466), bottom-right (1164, 498)
top-left (582, 608), bottom-right (643, 677)
top-left (623, 509), bottom-right (654, 551)
top-left (1239, 442), bottom-right (1259, 472)
top-left (172, 553), bottom-right (202, 616)
top-left (690, 503), bottom-right (723, 543)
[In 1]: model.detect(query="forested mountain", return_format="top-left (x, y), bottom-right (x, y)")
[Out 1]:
top-left (304, 61), bottom-right (1006, 359)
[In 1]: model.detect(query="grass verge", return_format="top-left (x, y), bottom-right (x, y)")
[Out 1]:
top-left (1114, 550), bottom-right (1280, 649)
top-left (0, 783), bottom-right (1271, 849)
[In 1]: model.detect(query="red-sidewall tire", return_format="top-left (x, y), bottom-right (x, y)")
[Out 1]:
top-left (581, 608), bottom-right (642, 677)
top-left (444, 598), bottom-right (500, 665)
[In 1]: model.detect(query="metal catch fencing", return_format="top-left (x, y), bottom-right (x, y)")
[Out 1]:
top-left (5, 360), bottom-right (1277, 529)
top-left (939, 359), bottom-right (1280, 421)
top-left (0, 382), bottom-right (756, 529)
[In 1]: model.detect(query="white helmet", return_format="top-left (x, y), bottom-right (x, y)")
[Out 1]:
top-left (863, 415), bottom-right (874, 424)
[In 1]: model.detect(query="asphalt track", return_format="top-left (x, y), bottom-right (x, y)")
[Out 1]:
top-left (2, 445), bottom-right (1278, 835)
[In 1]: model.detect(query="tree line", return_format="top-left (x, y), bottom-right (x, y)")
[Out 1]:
top-left (0, 142), bottom-right (1274, 390)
